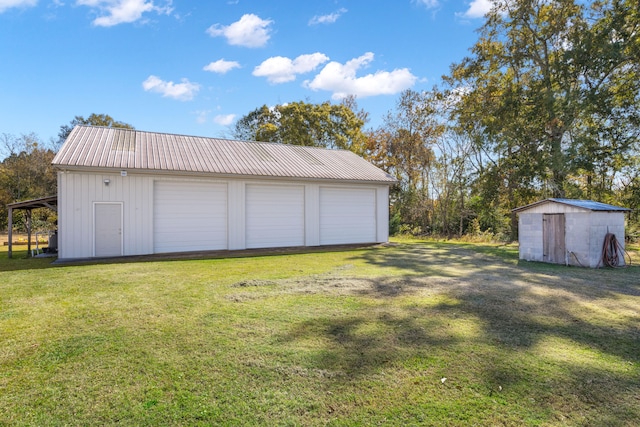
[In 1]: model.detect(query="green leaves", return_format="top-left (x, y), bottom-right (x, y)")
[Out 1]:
top-left (57, 113), bottom-right (134, 145)
top-left (0, 133), bottom-right (57, 230)
top-left (233, 100), bottom-right (367, 153)
top-left (447, 0), bottom-right (640, 202)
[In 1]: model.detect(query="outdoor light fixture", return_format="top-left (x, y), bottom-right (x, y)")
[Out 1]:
top-left (121, 170), bottom-right (127, 177)
top-left (103, 179), bottom-right (110, 186)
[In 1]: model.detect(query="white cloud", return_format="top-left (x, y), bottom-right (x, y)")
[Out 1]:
top-left (308, 8), bottom-right (347, 25)
top-left (206, 14), bottom-right (273, 48)
top-left (194, 110), bottom-right (210, 124)
top-left (253, 53), bottom-right (329, 84)
top-left (203, 59), bottom-right (241, 74)
top-left (214, 114), bottom-right (236, 126)
top-left (142, 75), bottom-right (200, 101)
top-left (0, 0), bottom-right (37, 13)
top-left (416, 0), bottom-right (439, 8)
top-left (76, 0), bottom-right (173, 27)
top-left (459, 0), bottom-right (494, 18)
top-left (304, 52), bottom-right (417, 100)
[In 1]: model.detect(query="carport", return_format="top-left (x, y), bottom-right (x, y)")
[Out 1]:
top-left (6, 195), bottom-right (57, 258)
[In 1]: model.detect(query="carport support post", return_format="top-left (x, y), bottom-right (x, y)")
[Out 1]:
top-left (7, 207), bottom-right (12, 259)
top-left (26, 209), bottom-right (31, 257)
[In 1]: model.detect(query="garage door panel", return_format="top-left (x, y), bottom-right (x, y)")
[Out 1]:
top-left (246, 184), bottom-right (304, 249)
top-left (320, 187), bottom-right (376, 245)
top-left (154, 181), bottom-right (227, 253)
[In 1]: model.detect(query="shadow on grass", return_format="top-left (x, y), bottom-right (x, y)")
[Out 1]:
top-left (278, 241), bottom-right (640, 423)
top-left (280, 307), bottom-right (457, 375)
top-left (0, 250), bottom-right (58, 271)
top-left (2, 244), bottom-right (380, 272)
top-left (354, 242), bottom-right (640, 359)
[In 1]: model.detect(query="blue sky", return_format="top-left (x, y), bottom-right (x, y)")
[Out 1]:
top-left (0, 0), bottom-right (492, 145)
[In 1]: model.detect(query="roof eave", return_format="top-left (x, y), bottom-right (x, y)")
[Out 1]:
top-left (53, 165), bottom-right (397, 185)
top-left (512, 198), bottom-right (631, 213)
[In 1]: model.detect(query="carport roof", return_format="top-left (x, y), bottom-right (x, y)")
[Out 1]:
top-left (53, 126), bottom-right (397, 184)
top-left (513, 198), bottom-right (631, 213)
top-left (7, 195), bottom-right (57, 211)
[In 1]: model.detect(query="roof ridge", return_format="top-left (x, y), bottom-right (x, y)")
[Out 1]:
top-left (75, 125), bottom-right (353, 152)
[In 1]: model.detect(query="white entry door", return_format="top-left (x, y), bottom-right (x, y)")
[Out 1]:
top-left (94, 202), bottom-right (123, 257)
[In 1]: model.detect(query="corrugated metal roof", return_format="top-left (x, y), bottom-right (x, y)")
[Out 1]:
top-left (52, 126), bottom-right (396, 184)
top-left (513, 198), bottom-right (631, 212)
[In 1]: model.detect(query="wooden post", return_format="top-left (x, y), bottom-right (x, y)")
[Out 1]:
top-left (7, 207), bottom-right (12, 259)
top-left (26, 209), bottom-right (32, 257)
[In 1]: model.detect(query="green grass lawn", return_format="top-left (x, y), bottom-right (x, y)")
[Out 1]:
top-left (1, 240), bottom-right (639, 426)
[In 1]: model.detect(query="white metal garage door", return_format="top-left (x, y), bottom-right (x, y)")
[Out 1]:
top-left (246, 184), bottom-right (305, 249)
top-left (320, 187), bottom-right (377, 245)
top-left (154, 181), bottom-right (228, 253)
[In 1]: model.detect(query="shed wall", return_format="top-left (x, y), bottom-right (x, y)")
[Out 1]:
top-left (564, 213), bottom-right (590, 266)
top-left (57, 171), bottom-right (390, 259)
top-left (517, 209), bottom-right (627, 268)
top-left (518, 203), bottom-right (588, 214)
top-left (585, 212), bottom-right (625, 268)
top-left (518, 213), bottom-right (544, 262)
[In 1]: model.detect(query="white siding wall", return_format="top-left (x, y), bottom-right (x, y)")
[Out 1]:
top-left (227, 180), bottom-right (246, 250)
top-left (304, 184), bottom-right (320, 246)
top-left (57, 171), bottom-right (154, 259)
top-left (57, 171), bottom-right (391, 259)
top-left (376, 186), bottom-right (390, 243)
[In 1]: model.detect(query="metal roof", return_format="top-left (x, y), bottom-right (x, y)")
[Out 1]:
top-left (52, 126), bottom-right (396, 184)
top-left (7, 195), bottom-right (57, 211)
top-left (513, 198), bottom-right (631, 212)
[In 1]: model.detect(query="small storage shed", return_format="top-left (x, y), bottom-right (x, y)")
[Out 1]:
top-left (52, 126), bottom-right (396, 260)
top-left (513, 198), bottom-right (631, 267)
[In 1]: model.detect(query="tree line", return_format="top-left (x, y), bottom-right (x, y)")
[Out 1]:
top-left (0, 114), bottom-right (133, 231)
top-left (233, 0), bottom-right (640, 241)
top-left (2, 0), bottom-right (638, 241)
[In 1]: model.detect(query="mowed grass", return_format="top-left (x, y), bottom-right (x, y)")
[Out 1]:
top-left (1, 240), bottom-right (639, 426)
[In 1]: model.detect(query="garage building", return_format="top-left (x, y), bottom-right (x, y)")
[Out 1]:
top-left (52, 126), bottom-right (396, 260)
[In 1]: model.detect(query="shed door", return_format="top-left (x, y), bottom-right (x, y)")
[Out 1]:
top-left (94, 203), bottom-right (123, 257)
top-left (320, 187), bottom-right (377, 245)
top-left (543, 213), bottom-right (565, 264)
top-left (154, 181), bottom-right (228, 253)
top-left (245, 184), bottom-right (305, 249)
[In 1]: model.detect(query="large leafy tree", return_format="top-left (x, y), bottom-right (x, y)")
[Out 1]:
top-left (443, 0), bottom-right (639, 238)
top-left (57, 113), bottom-right (134, 145)
top-left (0, 133), bottom-right (57, 230)
top-left (2, 114), bottom-right (134, 231)
top-left (569, 0), bottom-right (640, 199)
top-left (447, 0), bottom-right (639, 200)
top-left (233, 99), bottom-right (368, 154)
top-left (365, 90), bottom-right (445, 233)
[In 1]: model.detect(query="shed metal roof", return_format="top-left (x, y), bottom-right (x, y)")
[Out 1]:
top-left (52, 126), bottom-right (396, 184)
top-left (513, 198), bottom-right (631, 213)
